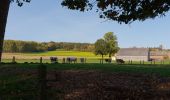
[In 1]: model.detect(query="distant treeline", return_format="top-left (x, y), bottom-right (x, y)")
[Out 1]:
top-left (3, 40), bottom-right (94, 53)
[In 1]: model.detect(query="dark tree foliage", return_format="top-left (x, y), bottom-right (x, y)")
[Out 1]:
top-left (62, 0), bottom-right (170, 24)
top-left (3, 40), bottom-right (94, 53)
top-left (10, 0), bottom-right (31, 7)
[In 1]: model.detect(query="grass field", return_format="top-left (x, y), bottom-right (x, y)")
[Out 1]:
top-left (3, 51), bottom-right (107, 58)
top-left (1, 63), bottom-right (170, 76)
top-left (2, 51), bottom-right (170, 64)
top-left (1, 63), bottom-right (170, 99)
top-left (26, 51), bottom-right (102, 57)
top-left (2, 51), bottom-right (109, 63)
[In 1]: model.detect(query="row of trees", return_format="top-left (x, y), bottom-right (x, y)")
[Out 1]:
top-left (3, 40), bottom-right (94, 53)
top-left (94, 32), bottom-right (119, 63)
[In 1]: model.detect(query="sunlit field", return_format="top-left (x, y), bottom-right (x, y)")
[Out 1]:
top-left (2, 50), bottom-right (106, 58)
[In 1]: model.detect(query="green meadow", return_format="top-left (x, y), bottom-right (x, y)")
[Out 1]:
top-left (24, 51), bottom-right (105, 58)
top-left (2, 50), bottom-right (110, 63)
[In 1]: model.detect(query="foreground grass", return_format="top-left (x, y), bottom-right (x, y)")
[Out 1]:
top-left (1, 63), bottom-right (170, 77)
top-left (1, 63), bottom-right (170, 99)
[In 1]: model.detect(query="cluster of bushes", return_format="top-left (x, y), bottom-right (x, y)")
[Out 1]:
top-left (3, 40), bottom-right (94, 53)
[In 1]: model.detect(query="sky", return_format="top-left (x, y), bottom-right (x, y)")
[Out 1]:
top-left (5, 0), bottom-right (170, 48)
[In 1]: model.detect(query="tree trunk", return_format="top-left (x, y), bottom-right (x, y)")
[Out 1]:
top-left (0, 0), bottom-right (10, 62)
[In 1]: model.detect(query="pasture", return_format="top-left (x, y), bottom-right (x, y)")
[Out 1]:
top-left (1, 51), bottom-right (170, 99)
top-left (2, 51), bottom-right (170, 64)
top-left (2, 51), bottom-right (109, 63)
top-left (2, 50), bottom-right (105, 58)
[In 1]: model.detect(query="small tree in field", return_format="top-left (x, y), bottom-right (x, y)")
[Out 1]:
top-left (94, 39), bottom-right (107, 64)
top-left (104, 32), bottom-right (119, 59)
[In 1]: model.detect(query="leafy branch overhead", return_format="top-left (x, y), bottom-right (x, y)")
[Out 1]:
top-left (10, 0), bottom-right (31, 7)
top-left (11, 0), bottom-right (170, 24)
top-left (61, 0), bottom-right (170, 24)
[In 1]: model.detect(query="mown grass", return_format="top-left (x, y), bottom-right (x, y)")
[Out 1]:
top-left (21, 51), bottom-right (107, 58)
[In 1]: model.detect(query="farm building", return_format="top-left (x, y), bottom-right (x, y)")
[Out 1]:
top-left (116, 48), bottom-right (150, 61)
top-left (150, 51), bottom-right (168, 61)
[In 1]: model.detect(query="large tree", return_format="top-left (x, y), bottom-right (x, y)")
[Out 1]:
top-left (104, 32), bottom-right (119, 59)
top-left (0, 0), bottom-right (170, 62)
top-left (94, 39), bottom-right (107, 64)
top-left (0, 0), bottom-right (10, 62)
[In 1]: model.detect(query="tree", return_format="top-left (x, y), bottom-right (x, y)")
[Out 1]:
top-left (1, 0), bottom-right (170, 62)
top-left (94, 39), bottom-right (107, 64)
top-left (0, 0), bottom-right (10, 62)
top-left (62, 0), bottom-right (170, 24)
top-left (104, 32), bottom-right (119, 59)
top-left (47, 41), bottom-right (57, 51)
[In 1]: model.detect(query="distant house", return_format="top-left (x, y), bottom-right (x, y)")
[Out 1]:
top-left (150, 51), bottom-right (167, 61)
top-left (116, 48), bottom-right (150, 61)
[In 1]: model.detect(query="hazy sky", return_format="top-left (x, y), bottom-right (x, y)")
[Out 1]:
top-left (5, 0), bottom-right (170, 48)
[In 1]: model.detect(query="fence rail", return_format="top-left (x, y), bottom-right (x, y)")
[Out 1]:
top-left (1, 56), bottom-right (170, 65)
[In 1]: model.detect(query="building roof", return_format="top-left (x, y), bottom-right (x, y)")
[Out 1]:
top-left (117, 48), bottom-right (149, 56)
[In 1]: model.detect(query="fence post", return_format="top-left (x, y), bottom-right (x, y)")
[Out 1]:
top-left (12, 56), bottom-right (15, 63)
top-left (40, 57), bottom-right (43, 64)
top-left (38, 64), bottom-right (47, 100)
top-left (85, 58), bottom-right (86, 63)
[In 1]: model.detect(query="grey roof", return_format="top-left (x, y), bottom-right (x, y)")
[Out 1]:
top-left (117, 48), bottom-right (149, 56)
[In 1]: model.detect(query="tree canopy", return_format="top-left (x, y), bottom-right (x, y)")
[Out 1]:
top-left (62, 0), bottom-right (170, 24)
top-left (94, 39), bottom-right (107, 63)
top-left (3, 40), bottom-right (94, 53)
top-left (10, 0), bottom-right (31, 7)
top-left (104, 32), bottom-right (119, 58)
top-left (10, 0), bottom-right (170, 24)
top-left (94, 32), bottom-right (119, 62)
